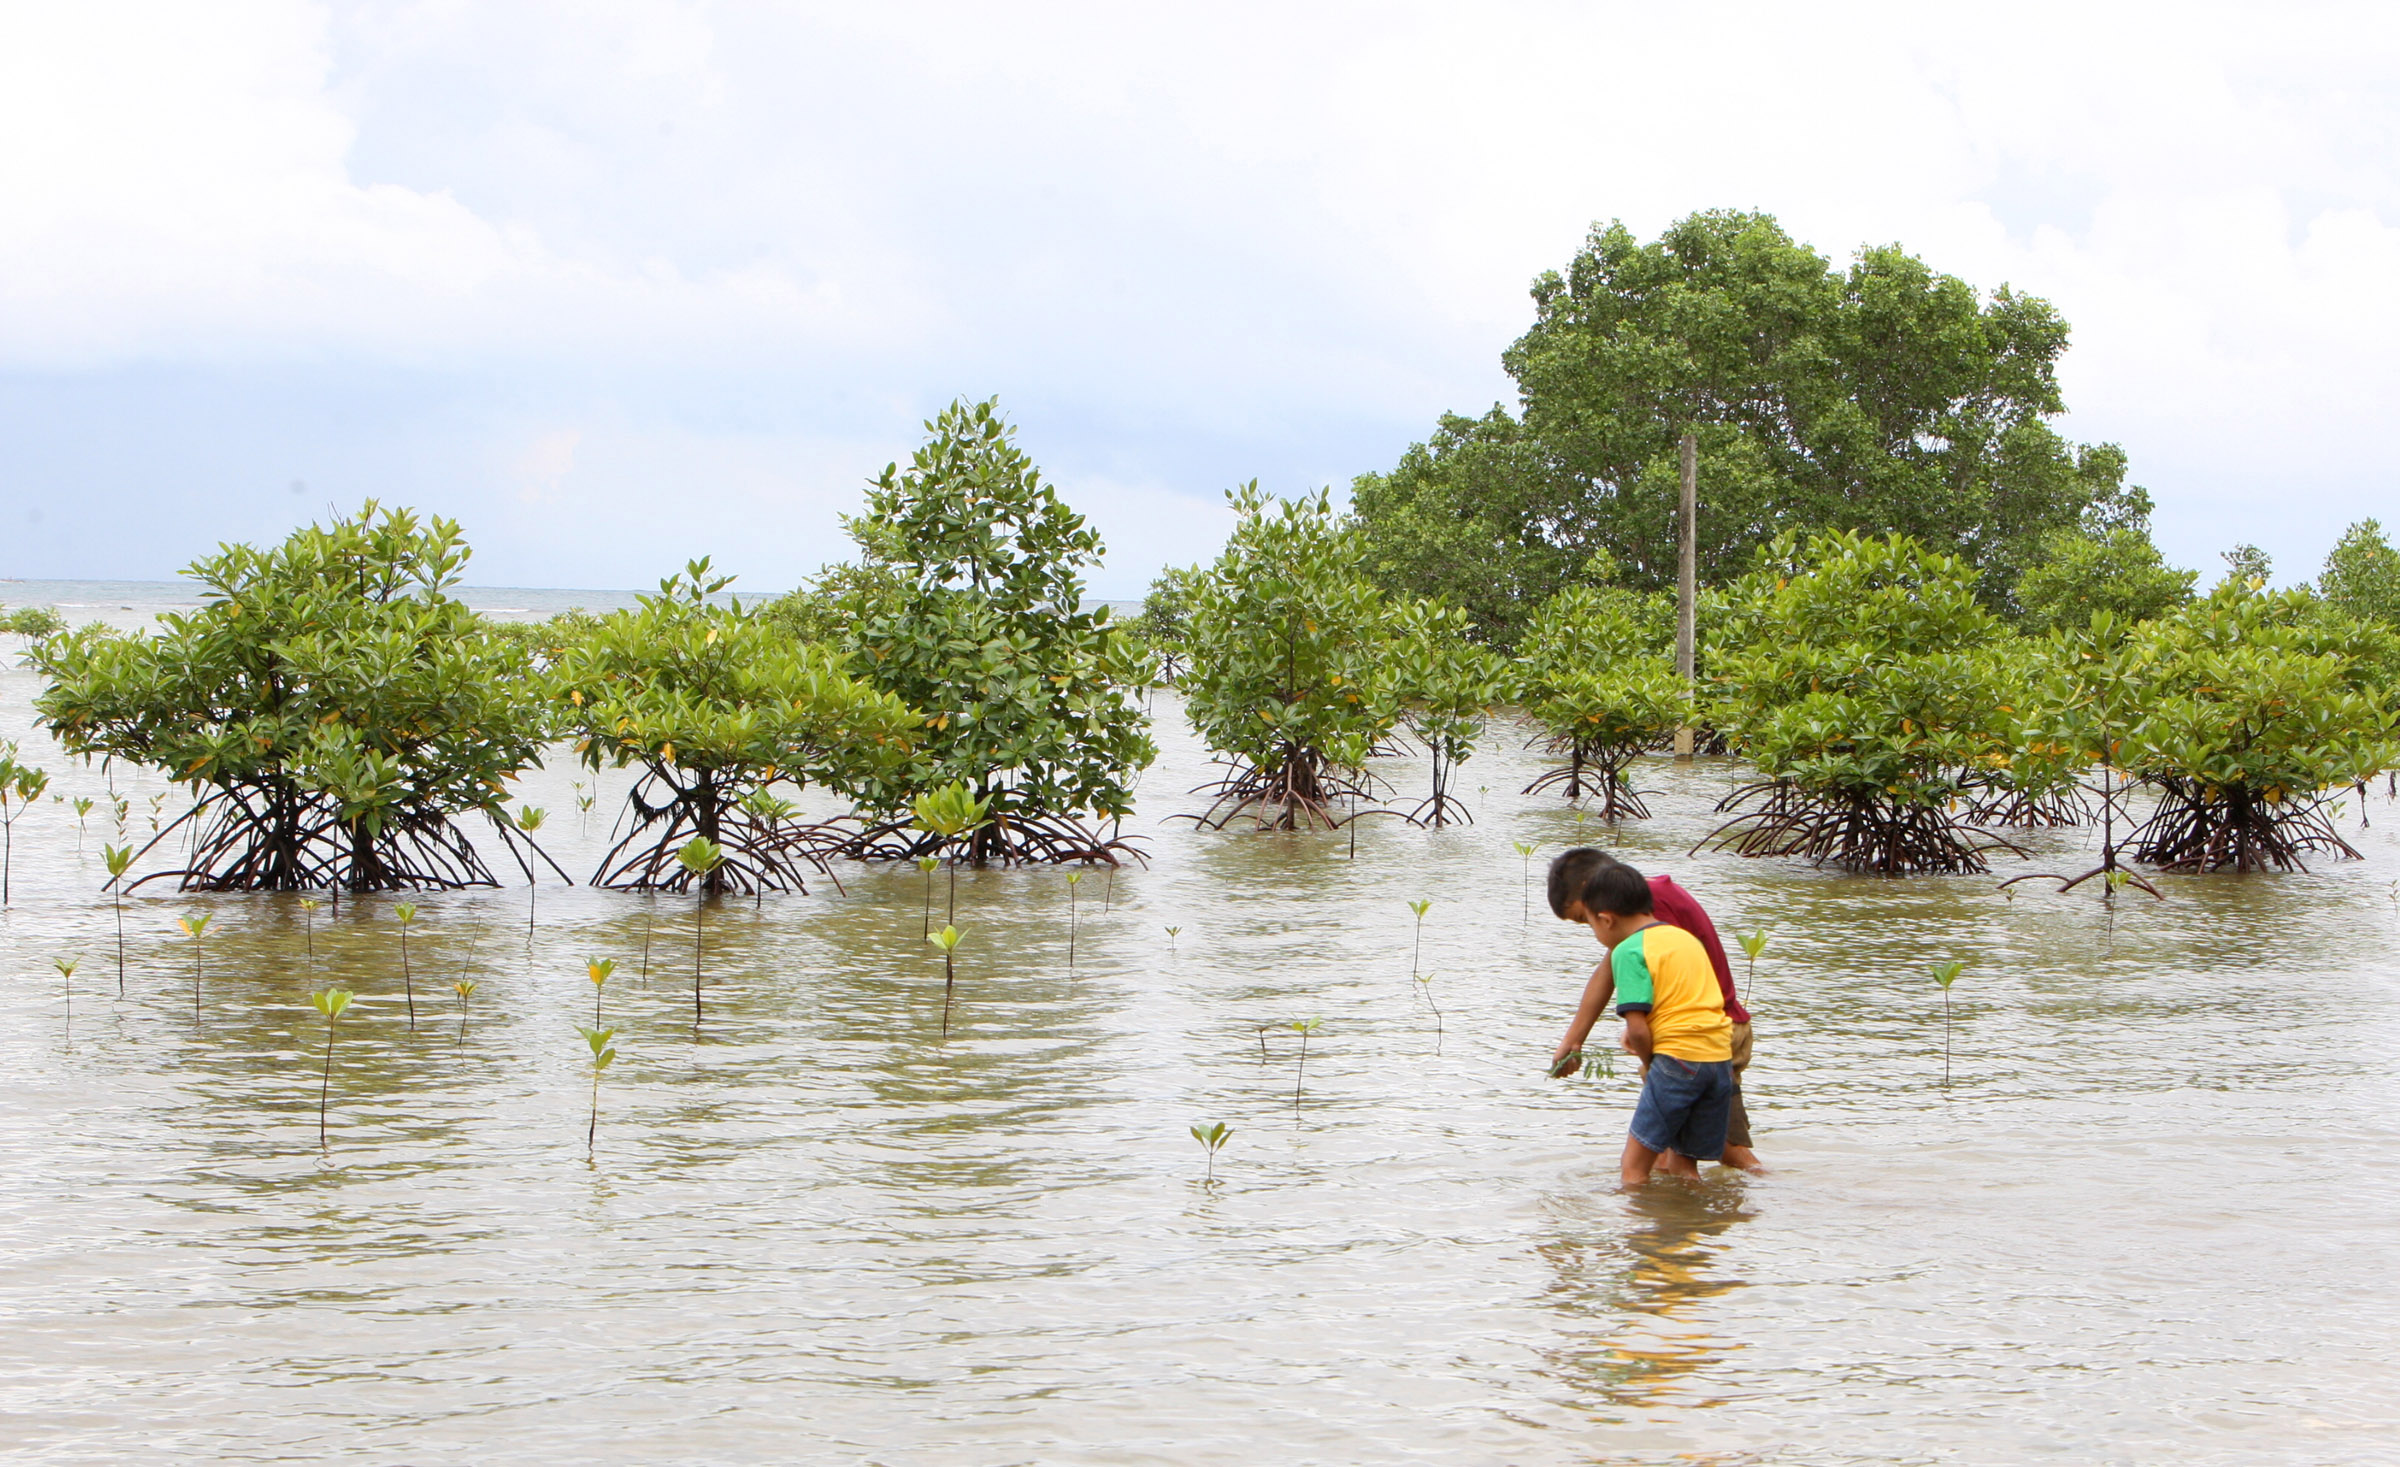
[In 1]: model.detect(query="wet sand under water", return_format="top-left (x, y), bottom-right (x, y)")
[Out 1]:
top-left (0, 677), bottom-right (2395, 1464)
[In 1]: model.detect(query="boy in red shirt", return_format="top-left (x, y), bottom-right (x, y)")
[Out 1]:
top-left (1545, 847), bottom-right (1763, 1173)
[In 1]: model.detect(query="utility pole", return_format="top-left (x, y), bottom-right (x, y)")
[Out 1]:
top-left (1673, 429), bottom-right (1697, 759)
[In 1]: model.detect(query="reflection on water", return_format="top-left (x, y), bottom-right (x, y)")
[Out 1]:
top-left (1539, 1177), bottom-right (1753, 1416)
top-left (0, 679), bottom-right (2395, 1464)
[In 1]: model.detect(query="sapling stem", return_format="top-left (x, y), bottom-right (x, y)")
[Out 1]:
top-left (1289, 1017), bottom-right (1322, 1107)
top-left (394, 902), bottom-right (418, 1033)
top-left (104, 844), bottom-right (132, 997)
top-left (1931, 961), bottom-right (1965, 1088)
top-left (917, 855), bottom-right (938, 938)
top-left (929, 925), bottom-right (964, 1036)
top-left (308, 987), bottom-right (354, 1155)
top-left (179, 914), bottom-right (210, 1021)
top-left (54, 956), bottom-right (76, 1044)
top-left (1066, 872), bottom-right (1082, 969)
top-left (1407, 900), bottom-right (1431, 980)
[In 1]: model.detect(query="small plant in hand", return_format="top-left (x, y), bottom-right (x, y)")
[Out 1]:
top-left (929, 924), bottom-right (965, 1036)
top-left (307, 986), bottom-right (354, 1155)
top-left (576, 1025), bottom-right (618, 1162)
top-left (1931, 960), bottom-right (1966, 1087)
top-left (1190, 1121), bottom-right (1233, 1183)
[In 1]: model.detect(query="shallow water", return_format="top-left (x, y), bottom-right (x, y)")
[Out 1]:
top-left (0, 665), bottom-right (2395, 1464)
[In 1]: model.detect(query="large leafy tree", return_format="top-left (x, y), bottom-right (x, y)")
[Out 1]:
top-left (838, 399), bottom-right (1156, 864)
top-left (34, 504), bottom-right (555, 891)
top-left (2319, 518), bottom-right (2400, 626)
top-left (2014, 525), bottom-right (2197, 634)
top-left (1357, 210), bottom-right (2143, 641)
top-left (556, 560), bottom-right (918, 894)
top-left (1182, 484), bottom-right (1401, 829)
top-left (1388, 599), bottom-right (1501, 826)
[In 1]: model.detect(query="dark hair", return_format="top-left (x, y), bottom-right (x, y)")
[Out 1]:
top-left (1545, 846), bottom-right (1651, 919)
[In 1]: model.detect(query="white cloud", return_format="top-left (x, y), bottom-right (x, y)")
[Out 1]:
top-left (3, 0), bottom-right (2398, 585)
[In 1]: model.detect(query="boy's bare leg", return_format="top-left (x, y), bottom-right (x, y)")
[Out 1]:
top-left (1722, 1145), bottom-right (1763, 1172)
top-left (1619, 1136), bottom-right (1663, 1188)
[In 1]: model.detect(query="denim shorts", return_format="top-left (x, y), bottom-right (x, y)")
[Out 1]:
top-left (1629, 1053), bottom-right (1736, 1161)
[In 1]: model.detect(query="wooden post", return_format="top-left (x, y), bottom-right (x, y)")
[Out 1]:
top-left (1673, 429), bottom-right (1697, 759)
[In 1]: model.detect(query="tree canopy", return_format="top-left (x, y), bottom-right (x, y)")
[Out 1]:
top-left (1354, 209), bottom-right (2146, 642)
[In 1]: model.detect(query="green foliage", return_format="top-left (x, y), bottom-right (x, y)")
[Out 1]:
top-left (2014, 527), bottom-right (2197, 634)
top-left (1, 605), bottom-right (66, 641)
top-left (1136, 564), bottom-right (1202, 682)
top-left (1355, 210), bottom-right (2140, 629)
top-left (31, 504), bottom-right (552, 891)
top-left (2218, 543), bottom-right (2273, 589)
top-left (1183, 484), bottom-right (1399, 824)
top-left (1389, 599), bottom-right (1501, 824)
top-left (759, 560), bottom-right (910, 646)
top-left (1511, 584), bottom-right (1687, 817)
top-left (1189, 1120), bottom-right (1233, 1182)
top-left (2319, 518), bottom-right (2400, 626)
top-left (838, 399), bottom-right (1154, 856)
top-left (2110, 582), bottom-right (2399, 870)
top-left (1706, 530), bottom-right (2023, 873)
top-left (558, 559), bottom-right (916, 891)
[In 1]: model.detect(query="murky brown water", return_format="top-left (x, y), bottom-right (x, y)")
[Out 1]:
top-left (2, 655), bottom-right (2396, 1463)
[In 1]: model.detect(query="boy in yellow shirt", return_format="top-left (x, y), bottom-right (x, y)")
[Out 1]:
top-left (1563, 860), bottom-right (1734, 1186)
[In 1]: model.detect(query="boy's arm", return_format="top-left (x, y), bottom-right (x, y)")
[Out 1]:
top-left (1549, 961), bottom-right (1615, 1077)
top-left (1621, 1011), bottom-right (1656, 1063)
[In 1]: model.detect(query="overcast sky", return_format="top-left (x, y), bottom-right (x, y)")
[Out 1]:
top-left (2, 2), bottom-right (2395, 596)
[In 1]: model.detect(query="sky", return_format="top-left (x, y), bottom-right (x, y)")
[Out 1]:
top-left (2, 1), bottom-right (2396, 597)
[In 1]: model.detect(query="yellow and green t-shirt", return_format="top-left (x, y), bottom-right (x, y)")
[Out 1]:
top-left (1612, 922), bottom-right (1732, 1062)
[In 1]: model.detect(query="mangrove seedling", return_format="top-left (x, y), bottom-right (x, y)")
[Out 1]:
top-left (678, 836), bottom-right (725, 1026)
top-left (0, 749), bottom-right (50, 904)
top-left (915, 855), bottom-right (940, 938)
top-left (1407, 899), bottom-right (1431, 979)
top-left (928, 923), bottom-right (965, 1036)
top-left (54, 955), bottom-right (77, 1041)
top-left (1191, 1120), bottom-right (1233, 1183)
top-left (453, 977), bottom-right (477, 1044)
top-left (1417, 971), bottom-right (1443, 1053)
top-left (1513, 841), bottom-right (1536, 926)
top-left (576, 1024), bottom-right (618, 1162)
top-left (517, 805), bottom-right (548, 938)
top-left (1165, 925), bottom-right (1181, 952)
top-left (586, 956), bottom-right (616, 1025)
top-left (72, 796), bottom-right (93, 848)
top-left (1931, 960), bottom-right (1966, 1087)
top-left (1736, 929), bottom-right (1770, 1003)
top-left (103, 843), bottom-right (133, 997)
top-left (307, 986), bottom-right (354, 1154)
top-left (394, 901), bottom-right (420, 1032)
top-left (298, 896), bottom-right (321, 963)
top-left (910, 782), bottom-right (991, 923)
top-left (1066, 871), bottom-right (1083, 969)
top-left (178, 913), bottom-right (210, 1019)
top-left (1289, 1016), bottom-right (1323, 1107)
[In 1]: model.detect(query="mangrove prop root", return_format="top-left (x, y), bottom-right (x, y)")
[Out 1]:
top-left (1171, 752), bottom-right (1404, 832)
top-left (2126, 781), bottom-right (2360, 873)
top-left (842, 809), bottom-right (1148, 868)
top-left (1696, 780), bottom-right (2028, 876)
top-left (117, 784), bottom-right (556, 893)
top-left (594, 772), bottom-right (844, 895)
top-left (1521, 732), bottom-right (1652, 821)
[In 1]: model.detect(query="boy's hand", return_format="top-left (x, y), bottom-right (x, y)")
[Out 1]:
top-left (1548, 1046), bottom-right (1582, 1080)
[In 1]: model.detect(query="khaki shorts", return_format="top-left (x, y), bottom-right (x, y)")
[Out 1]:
top-left (1726, 1021), bottom-right (1754, 1151)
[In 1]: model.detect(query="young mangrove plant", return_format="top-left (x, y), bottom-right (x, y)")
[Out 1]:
top-left (516, 806), bottom-right (547, 936)
top-left (1190, 1120), bottom-right (1233, 1184)
top-left (1702, 532), bottom-right (2028, 874)
top-left (32, 504), bottom-right (559, 892)
top-left (1165, 925), bottom-right (1181, 952)
top-left (558, 560), bottom-right (915, 893)
top-left (576, 1025), bottom-right (618, 1162)
top-left (72, 796), bottom-right (93, 848)
top-left (833, 400), bottom-right (1155, 867)
top-left (1931, 960), bottom-right (1965, 1087)
top-left (1512, 584), bottom-right (1685, 820)
top-left (909, 783), bottom-right (989, 925)
top-left (1736, 929), bottom-right (1769, 1003)
top-left (103, 844), bottom-right (133, 996)
top-left (1514, 842), bottom-right (1537, 926)
top-left (54, 956), bottom-right (77, 1041)
top-left (916, 855), bottom-right (940, 937)
top-left (299, 896), bottom-right (320, 966)
top-left (929, 924), bottom-right (965, 1037)
top-left (453, 977), bottom-right (477, 1043)
top-left (1289, 1017), bottom-right (1323, 1108)
top-left (1180, 485), bottom-right (1399, 831)
top-left (1066, 871), bottom-right (1083, 969)
top-left (393, 901), bottom-right (420, 1032)
top-left (678, 836), bottom-right (725, 1027)
top-left (1407, 899), bottom-right (1432, 979)
top-left (1417, 971), bottom-right (1443, 1053)
top-left (307, 986), bottom-right (354, 1155)
top-left (178, 914), bottom-right (210, 1019)
top-left (0, 747), bottom-right (50, 904)
top-left (586, 957), bottom-right (616, 1025)
top-left (1391, 598), bottom-right (1499, 826)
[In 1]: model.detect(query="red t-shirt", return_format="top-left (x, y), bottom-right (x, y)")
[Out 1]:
top-left (1649, 874), bottom-right (1750, 1025)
